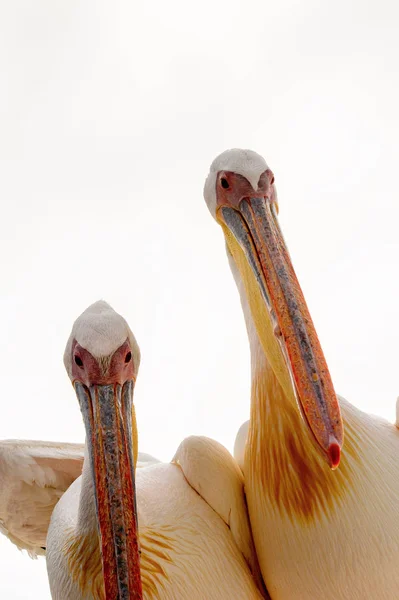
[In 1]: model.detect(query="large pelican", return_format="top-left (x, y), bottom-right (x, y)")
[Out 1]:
top-left (203, 149), bottom-right (399, 599)
top-left (1, 301), bottom-right (266, 599)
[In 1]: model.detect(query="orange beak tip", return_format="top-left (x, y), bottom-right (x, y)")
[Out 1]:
top-left (328, 437), bottom-right (341, 470)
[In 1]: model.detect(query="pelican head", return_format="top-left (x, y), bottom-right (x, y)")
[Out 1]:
top-left (204, 149), bottom-right (343, 469)
top-left (64, 300), bottom-right (142, 599)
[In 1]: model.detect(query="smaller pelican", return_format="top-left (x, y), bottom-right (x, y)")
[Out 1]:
top-left (42, 301), bottom-right (266, 599)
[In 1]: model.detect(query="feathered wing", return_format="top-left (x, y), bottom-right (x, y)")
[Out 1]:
top-left (0, 440), bottom-right (85, 557)
top-left (136, 451), bottom-right (161, 469)
top-left (172, 435), bottom-right (268, 598)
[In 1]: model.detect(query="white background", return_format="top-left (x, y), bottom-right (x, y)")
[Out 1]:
top-left (1, 0), bottom-right (398, 597)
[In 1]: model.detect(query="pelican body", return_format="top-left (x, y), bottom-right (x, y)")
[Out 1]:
top-left (204, 149), bottom-right (399, 599)
top-left (48, 438), bottom-right (265, 599)
top-left (0, 301), bottom-right (265, 599)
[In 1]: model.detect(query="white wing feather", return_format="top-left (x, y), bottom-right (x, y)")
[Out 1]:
top-left (173, 435), bottom-right (267, 598)
top-left (136, 451), bottom-right (160, 469)
top-left (0, 440), bottom-right (160, 558)
top-left (0, 440), bottom-right (85, 557)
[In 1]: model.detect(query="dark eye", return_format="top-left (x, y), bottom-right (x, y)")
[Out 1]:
top-left (220, 177), bottom-right (229, 189)
top-left (125, 352), bottom-right (132, 363)
top-left (74, 355), bottom-right (83, 368)
top-left (270, 173), bottom-right (275, 185)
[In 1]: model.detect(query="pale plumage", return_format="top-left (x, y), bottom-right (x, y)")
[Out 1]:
top-left (48, 435), bottom-right (266, 599)
top-left (44, 301), bottom-right (266, 599)
top-left (0, 440), bottom-right (84, 556)
top-left (204, 148), bottom-right (399, 599)
top-left (1, 301), bottom-right (265, 598)
top-left (0, 440), bottom-right (159, 558)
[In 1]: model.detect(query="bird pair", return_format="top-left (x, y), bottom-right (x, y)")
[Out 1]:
top-left (2, 149), bottom-right (399, 599)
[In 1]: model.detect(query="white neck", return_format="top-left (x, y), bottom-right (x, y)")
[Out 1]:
top-left (228, 252), bottom-right (371, 520)
top-left (227, 251), bottom-right (399, 598)
top-left (76, 444), bottom-right (98, 535)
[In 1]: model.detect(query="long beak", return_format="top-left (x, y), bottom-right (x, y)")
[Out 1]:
top-left (219, 197), bottom-right (343, 469)
top-left (75, 380), bottom-right (143, 599)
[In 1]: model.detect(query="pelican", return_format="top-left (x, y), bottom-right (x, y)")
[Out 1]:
top-left (2, 301), bottom-right (266, 599)
top-left (203, 149), bottom-right (399, 599)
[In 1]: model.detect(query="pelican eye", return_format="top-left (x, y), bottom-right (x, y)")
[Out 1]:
top-left (74, 355), bottom-right (84, 368)
top-left (125, 352), bottom-right (132, 363)
top-left (220, 177), bottom-right (229, 189)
